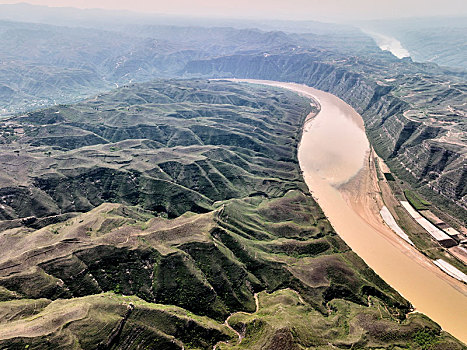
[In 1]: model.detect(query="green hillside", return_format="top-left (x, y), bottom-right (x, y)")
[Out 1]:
top-left (0, 80), bottom-right (463, 349)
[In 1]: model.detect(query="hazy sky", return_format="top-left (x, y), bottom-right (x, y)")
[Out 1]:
top-left (1, 0), bottom-right (467, 21)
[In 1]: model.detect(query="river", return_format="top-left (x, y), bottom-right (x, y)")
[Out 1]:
top-left (232, 79), bottom-right (467, 343)
top-left (362, 30), bottom-right (410, 59)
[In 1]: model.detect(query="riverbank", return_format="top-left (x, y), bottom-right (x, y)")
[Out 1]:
top-left (231, 79), bottom-right (467, 344)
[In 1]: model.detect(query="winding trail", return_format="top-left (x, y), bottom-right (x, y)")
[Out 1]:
top-left (213, 289), bottom-right (308, 349)
top-left (229, 79), bottom-right (467, 344)
top-left (213, 293), bottom-right (259, 349)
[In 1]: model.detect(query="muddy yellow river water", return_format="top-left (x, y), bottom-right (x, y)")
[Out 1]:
top-left (233, 79), bottom-right (467, 343)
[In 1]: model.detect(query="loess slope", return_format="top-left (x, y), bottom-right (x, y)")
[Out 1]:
top-left (0, 80), bottom-right (464, 349)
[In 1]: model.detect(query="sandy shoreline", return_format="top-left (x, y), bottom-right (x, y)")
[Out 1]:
top-left (228, 79), bottom-right (467, 343)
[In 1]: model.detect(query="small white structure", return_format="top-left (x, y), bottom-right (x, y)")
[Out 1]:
top-left (433, 259), bottom-right (467, 283)
top-left (400, 201), bottom-right (456, 247)
top-left (380, 206), bottom-right (414, 245)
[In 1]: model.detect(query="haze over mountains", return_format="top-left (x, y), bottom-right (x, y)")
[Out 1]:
top-left (359, 17), bottom-right (467, 69)
top-left (0, 3), bottom-right (466, 349)
top-left (1, 3), bottom-right (465, 220)
top-left (0, 3), bottom-right (382, 115)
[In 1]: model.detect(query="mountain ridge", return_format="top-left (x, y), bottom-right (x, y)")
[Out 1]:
top-left (1, 79), bottom-right (463, 349)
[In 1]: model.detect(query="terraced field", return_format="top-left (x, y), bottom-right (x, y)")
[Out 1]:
top-left (0, 80), bottom-right (463, 349)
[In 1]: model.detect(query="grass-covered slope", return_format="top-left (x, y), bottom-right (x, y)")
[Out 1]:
top-left (2, 196), bottom-right (461, 349)
top-left (184, 52), bottom-right (467, 224)
top-left (0, 80), bottom-right (310, 222)
top-left (0, 80), bottom-right (464, 349)
top-left (0, 293), bottom-right (232, 349)
top-left (225, 289), bottom-right (462, 350)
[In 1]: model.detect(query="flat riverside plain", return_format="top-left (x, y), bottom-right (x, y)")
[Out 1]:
top-left (231, 79), bottom-right (467, 343)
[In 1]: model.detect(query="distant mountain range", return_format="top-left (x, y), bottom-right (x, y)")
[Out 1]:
top-left (0, 5), bottom-right (465, 222)
top-left (0, 5), bottom-right (465, 348)
top-left (358, 17), bottom-right (467, 70)
top-left (0, 3), bottom-right (356, 34)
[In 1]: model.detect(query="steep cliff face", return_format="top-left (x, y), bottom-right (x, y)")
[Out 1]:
top-left (184, 53), bottom-right (467, 219)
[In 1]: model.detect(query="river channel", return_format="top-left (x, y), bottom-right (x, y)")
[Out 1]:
top-left (233, 79), bottom-right (467, 343)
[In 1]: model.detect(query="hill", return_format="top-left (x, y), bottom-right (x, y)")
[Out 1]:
top-left (0, 80), bottom-right (463, 349)
top-left (184, 49), bottom-right (467, 225)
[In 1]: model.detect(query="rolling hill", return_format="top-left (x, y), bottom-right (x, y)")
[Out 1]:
top-left (0, 80), bottom-right (463, 349)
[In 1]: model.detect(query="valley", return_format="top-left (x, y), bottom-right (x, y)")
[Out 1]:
top-left (359, 17), bottom-right (467, 70)
top-left (0, 5), bottom-right (465, 348)
top-left (229, 79), bottom-right (467, 342)
top-left (0, 79), bottom-right (464, 349)
top-left (186, 50), bottom-right (467, 227)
